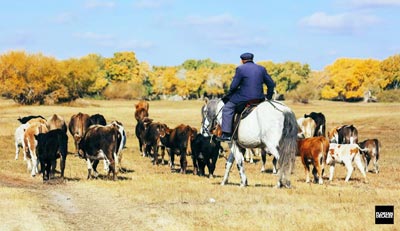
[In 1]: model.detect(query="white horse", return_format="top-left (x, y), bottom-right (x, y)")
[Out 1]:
top-left (201, 99), bottom-right (298, 188)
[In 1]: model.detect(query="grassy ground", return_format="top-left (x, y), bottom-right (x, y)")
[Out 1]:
top-left (0, 98), bottom-right (399, 231)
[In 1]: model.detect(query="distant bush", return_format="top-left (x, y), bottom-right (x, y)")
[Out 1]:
top-left (286, 83), bottom-right (318, 104)
top-left (103, 81), bottom-right (145, 99)
top-left (377, 90), bottom-right (400, 102)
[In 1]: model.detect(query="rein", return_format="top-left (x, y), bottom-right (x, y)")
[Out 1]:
top-left (231, 100), bottom-right (285, 139)
top-left (266, 100), bottom-right (285, 113)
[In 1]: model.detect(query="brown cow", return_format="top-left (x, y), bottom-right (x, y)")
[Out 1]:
top-left (135, 117), bottom-right (153, 156)
top-left (358, 138), bottom-right (380, 174)
top-left (160, 124), bottom-right (198, 174)
top-left (143, 120), bottom-right (168, 165)
top-left (297, 136), bottom-right (330, 184)
top-left (47, 114), bottom-right (67, 133)
top-left (328, 125), bottom-right (358, 144)
top-left (135, 100), bottom-right (149, 121)
top-left (68, 112), bottom-right (91, 154)
top-left (23, 122), bottom-right (49, 177)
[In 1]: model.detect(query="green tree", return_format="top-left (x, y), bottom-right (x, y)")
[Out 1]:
top-left (258, 61), bottom-right (310, 95)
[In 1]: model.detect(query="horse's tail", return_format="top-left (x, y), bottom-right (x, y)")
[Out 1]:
top-left (277, 111), bottom-right (298, 188)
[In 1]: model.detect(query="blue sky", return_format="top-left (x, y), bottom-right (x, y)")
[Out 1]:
top-left (1, 0), bottom-right (399, 70)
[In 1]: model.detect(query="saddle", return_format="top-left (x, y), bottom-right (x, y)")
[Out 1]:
top-left (232, 98), bottom-right (265, 140)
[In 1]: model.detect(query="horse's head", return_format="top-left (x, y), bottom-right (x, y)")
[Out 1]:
top-left (200, 99), bottom-right (224, 137)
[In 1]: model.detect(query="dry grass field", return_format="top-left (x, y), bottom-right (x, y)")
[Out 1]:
top-left (0, 98), bottom-right (399, 231)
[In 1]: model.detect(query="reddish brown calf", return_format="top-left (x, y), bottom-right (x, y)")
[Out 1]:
top-left (297, 136), bottom-right (330, 184)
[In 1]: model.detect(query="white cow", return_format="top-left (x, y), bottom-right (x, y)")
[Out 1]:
top-left (14, 123), bottom-right (30, 160)
top-left (326, 143), bottom-right (367, 182)
top-left (297, 117), bottom-right (316, 138)
top-left (23, 122), bottom-right (49, 176)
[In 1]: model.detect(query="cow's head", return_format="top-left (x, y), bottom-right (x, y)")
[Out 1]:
top-left (158, 124), bottom-right (170, 138)
top-left (210, 124), bottom-right (222, 137)
top-left (77, 148), bottom-right (86, 159)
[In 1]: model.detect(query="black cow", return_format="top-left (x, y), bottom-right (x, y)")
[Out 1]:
top-left (89, 113), bottom-right (107, 126)
top-left (337, 124), bottom-right (358, 144)
top-left (18, 115), bottom-right (46, 124)
top-left (35, 129), bottom-right (68, 181)
top-left (160, 124), bottom-right (197, 174)
top-left (304, 112), bottom-right (326, 137)
top-left (78, 124), bottom-right (120, 180)
top-left (135, 117), bottom-right (153, 157)
top-left (191, 134), bottom-right (221, 178)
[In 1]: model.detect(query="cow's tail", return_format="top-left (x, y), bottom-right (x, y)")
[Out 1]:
top-left (277, 110), bottom-right (298, 188)
top-left (374, 139), bottom-right (380, 160)
top-left (356, 144), bottom-right (369, 153)
top-left (186, 127), bottom-right (192, 156)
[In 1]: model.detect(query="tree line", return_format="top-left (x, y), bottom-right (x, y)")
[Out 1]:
top-left (0, 50), bottom-right (399, 104)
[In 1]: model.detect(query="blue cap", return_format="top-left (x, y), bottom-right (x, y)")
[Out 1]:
top-left (240, 52), bottom-right (254, 60)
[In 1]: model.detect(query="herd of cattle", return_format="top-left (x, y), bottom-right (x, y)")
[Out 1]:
top-left (13, 100), bottom-right (381, 186)
top-left (14, 113), bottom-right (126, 181)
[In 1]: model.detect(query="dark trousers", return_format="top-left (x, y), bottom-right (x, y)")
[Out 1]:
top-left (221, 101), bottom-right (236, 134)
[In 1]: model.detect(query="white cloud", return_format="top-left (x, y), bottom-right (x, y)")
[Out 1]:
top-left (299, 11), bottom-right (380, 33)
top-left (84, 0), bottom-right (116, 9)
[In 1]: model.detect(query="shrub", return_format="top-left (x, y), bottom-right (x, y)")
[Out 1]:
top-left (376, 89), bottom-right (400, 102)
top-left (286, 83), bottom-right (318, 104)
top-left (103, 81), bottom-right (145, 99)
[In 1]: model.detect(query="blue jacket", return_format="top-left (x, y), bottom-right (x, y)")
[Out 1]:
top-left (227, 61), bottom-right (275, 104)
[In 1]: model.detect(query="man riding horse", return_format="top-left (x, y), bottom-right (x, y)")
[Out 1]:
top-left (216, 52), bottom-right (276, 142)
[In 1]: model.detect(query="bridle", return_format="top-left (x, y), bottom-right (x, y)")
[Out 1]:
top-left (201, 100), bottom-right (223, 138)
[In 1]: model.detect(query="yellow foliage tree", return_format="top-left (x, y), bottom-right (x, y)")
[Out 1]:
top-left (0, 51), bottom-right (63, 104)
top-left (61, 54), bottom-right (107, 99)
top-left (150, 67), bottom-right (179, 96)
top-left (104, 51), bottom-right (140, 83)
top-left (321, 58), bottom-right (384, 100)
top-left (380, 54), bottom-right (400, 90)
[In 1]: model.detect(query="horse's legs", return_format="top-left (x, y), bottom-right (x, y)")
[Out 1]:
top-left (267, 145), bottom-right (291, 188)
top-left (272, 156), bottom-right (277, 174)
top-left (221, 152), bottom-right (234, 185)
top-left (234, 145), bottom-right (247, 187)
top-left (260, 150), bottom-right (266, 172)
top-left (236, 152), bottom-right (247, 187)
